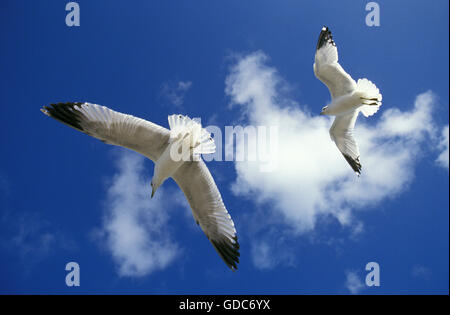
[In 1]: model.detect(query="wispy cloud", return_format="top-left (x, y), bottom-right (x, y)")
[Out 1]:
top-left (0, 211), bottom-right (73, 274)
top-left (436, 125), bottom-right (449, 170)
top-left (0, 171), bottom-right (72, 271)
top-left (225, 51), bottom-right (438, 267)
top-left (251, 239), bottom-right (295, 270)
top-left (412, 264), bottom-right (432, 280)
top-left (161, 80), bottom-right (193, 107)
top-left (345, 270), bottom-right (365, 295)
top-left (8, 215), bottom-right (56, 262)
top-left (94, 150), bottom-right (180, 277)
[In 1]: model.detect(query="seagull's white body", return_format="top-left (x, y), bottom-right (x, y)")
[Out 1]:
top-left (152, 115), bottom-right (211, 193)
top-left (153, 141), bottom-right (185, 187)
top-left (314, 26), bottom-right (383, 175)
top-left (41, 103), bottom-right (239, 270)
top-left (322, 92), bottom-right (366, 116)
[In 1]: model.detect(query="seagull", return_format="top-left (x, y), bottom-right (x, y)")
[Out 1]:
top-left (41, 102), bottom-right (240, 270)
top-left (314, 26), bottom-right (382, 175)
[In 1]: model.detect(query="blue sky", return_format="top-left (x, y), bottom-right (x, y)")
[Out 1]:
top-left (0, 0), bottom-right (448, 294)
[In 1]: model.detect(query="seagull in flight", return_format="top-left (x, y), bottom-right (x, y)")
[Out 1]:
top-left (41, 102), bottom-right (240, 270)
top-left (314, 26), bottom-right (382, 175)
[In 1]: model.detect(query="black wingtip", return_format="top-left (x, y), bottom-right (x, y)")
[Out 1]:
top-left (343, 154), bottom-right (362, 176)
top-left (41, 102), bottom-right (85, 132)
top-left (211, 236), bottom-right (240, 271)
top-left (316, 25), bottom-right (335, 51)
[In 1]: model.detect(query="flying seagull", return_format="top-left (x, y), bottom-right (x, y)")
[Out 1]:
top-left (314, 26), bottom-right (382, 175)
top-left (41, 102), bottom-right (239, 270)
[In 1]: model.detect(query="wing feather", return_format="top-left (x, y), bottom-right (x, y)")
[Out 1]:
top-left (314, 26), bottom-right (356, 99)
top-left (172, 161), bottom-right (240, 270)
top-left (329, 110), bottom-right (362, 175)
top-left (41, 102), bottom-right (170, 161)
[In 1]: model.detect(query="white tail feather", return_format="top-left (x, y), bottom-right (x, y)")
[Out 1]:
top-left (356, 78), bottom-right (382, 117)
top-left (167, 114), bottom-right (215, 155)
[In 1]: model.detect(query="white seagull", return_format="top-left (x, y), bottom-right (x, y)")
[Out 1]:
top-left (314, 26), bottom-right (382, 175)
top-left (41, 102), bottom-right (240, 270)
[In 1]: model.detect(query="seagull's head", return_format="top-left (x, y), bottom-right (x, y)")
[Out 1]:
top-left (320, 106), bottom-right (329, 115)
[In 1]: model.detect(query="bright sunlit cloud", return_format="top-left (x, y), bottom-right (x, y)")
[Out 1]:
top-left (225, 52), bottom-right (439, 269)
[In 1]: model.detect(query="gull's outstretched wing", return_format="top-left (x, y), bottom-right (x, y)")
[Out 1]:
top-left (314, 26), bottom-right (356, 99)
top-left (172, 160), bottom-right (240, 270)
top-left (41, 102), bottom-right (170, 161)
top-left (329, 110), bottom-right (362, 175)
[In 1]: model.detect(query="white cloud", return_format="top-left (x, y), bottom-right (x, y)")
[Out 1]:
top-left (96, 150), bottom-right (180, 277)
top-left (251, 241), bottom-right (274, 270)
top-left (161, 80), bottom-right (193, 107)
top-left (345, 271), bottom-right (365, 295)
top-left (251, 239), bottom-right (295, 270)
top-left (225, 51), bottom-right (437, 240)
top-left (436, 125), bottom-right (449, 170)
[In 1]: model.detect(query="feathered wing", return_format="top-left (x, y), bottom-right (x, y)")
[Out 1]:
top-left (41, 102), bottom-right (170, 161)
top-left (172, 160), bottom-right (239, 270)
top-left (314, 26), bottom-right (356, 99)
top-left (329, 110), bottom-right (362, 175)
